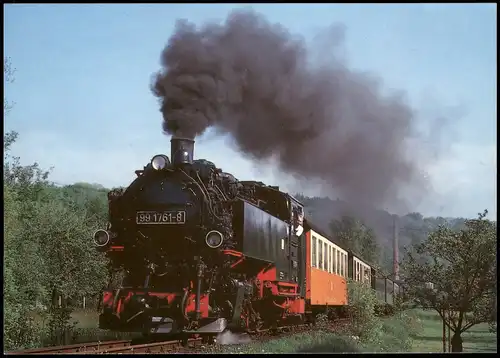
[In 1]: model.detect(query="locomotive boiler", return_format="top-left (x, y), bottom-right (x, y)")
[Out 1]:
top-left (93, 137), bottom-right (307, 337)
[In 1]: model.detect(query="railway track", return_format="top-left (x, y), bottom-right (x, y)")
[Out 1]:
top-left (7, 319), bottom-right (348, 355)
top-left (8, 338), bottom-right (202, 355)
top-left (7, 340), bottom-right (132, 355)
top-left (93, 338), bottom-right (203, 354)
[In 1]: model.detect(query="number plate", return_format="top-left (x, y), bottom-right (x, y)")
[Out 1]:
top-left (136, 210), bottom-right (186, 225)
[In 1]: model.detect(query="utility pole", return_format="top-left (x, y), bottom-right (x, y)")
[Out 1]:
top-left (393, 215), bottom-right (399, 281)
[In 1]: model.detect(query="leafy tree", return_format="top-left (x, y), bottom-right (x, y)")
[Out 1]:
top-left (4, 57), bottom-right (16, 116)
top-left (3, 58), bottom-right (109, 350)
top-left (330, 216), bottom-right (380, 265)
top-left (401, 210), bottom-right (497, 352)
top-left (3, 57), bottom-right (46, 349)
top-left (4, 183), bottom-right (44, 349)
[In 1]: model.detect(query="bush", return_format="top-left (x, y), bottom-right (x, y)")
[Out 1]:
top-left (4, 305), bottom-right (44, 351)
top-left (344, 280), bottom-right (383, 346)
top-left (315, 313), bottom-right (330, 330)
top-left (215, 331), bottom-right (360, 354)
top-left (46, 306), bottom-right (78, 346)
top-left (340, 280), bottom-right (421, 352)
top-left (379, 312), bottom-right (421, 352)
top-left (296, 334), bottom-right (360, 353)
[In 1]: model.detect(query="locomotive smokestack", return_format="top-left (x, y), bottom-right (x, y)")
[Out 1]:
top-left (171, 137), bottom-right (195, 166)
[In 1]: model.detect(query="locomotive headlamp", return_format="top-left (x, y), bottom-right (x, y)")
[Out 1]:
top-left (93, 229), bottom-right (110, 247)
top-left (205, 230), bottom-right (224, 249)
top-left (151, 155), bottom-right (170, 170)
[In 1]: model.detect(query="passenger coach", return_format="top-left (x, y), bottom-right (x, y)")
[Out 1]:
top-left (304, 223), bottom-right (349, 311)
top-left (303, 220), bottom-right (402, 313)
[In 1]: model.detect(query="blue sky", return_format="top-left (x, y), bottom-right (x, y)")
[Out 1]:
top-left (4, 4), bottom-right (497, 219)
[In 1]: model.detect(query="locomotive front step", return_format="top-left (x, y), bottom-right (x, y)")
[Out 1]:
top-left (182, 318), bottom-right (228, 334)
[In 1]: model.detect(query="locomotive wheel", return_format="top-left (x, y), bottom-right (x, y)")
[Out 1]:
top-left (180, 337), bottom-right (189, 347)
top-left (201, 334), bottom-right (216, 345)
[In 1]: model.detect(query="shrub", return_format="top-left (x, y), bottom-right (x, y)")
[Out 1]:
top-left (379, 312), bottom-right (421, 351)
top-left (344, 280), bottom-right (383, 346)
top-left (46, 306), bottom-right (78, 346)
top-left (296, 334), bottom-right (360, 353)
top-left (4, 304), bottom-right (44, 351)
top-left (315, 313), bottom-right (330, 330)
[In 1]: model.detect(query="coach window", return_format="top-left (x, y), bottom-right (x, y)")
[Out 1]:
top-left (318, 239), bottom-right (323, 270)
top-left (331, 247), bottom-right (334, 273)
top-left (330, 246), bottom-right (335, 273)
top-left (336, 250), bottom-right (340, 275)
top-left (343, 253), bottom-right (347, 278)
top-left (364, 267), bottom-right (370, 284)
top-left (340, 253), bottom-right (344, 277)
top-left (339, 254), bottom-right (342, 276)
top-left (328, 246), bottom-right (332, 273)
top-left (339, 252), bottom-right (344, 276)
top-left (312, 236), bottom-right (317, 268)
top-left (324, 242), bottom-right (328, 272)
top-left (332, 248), bottom-right (337, 274)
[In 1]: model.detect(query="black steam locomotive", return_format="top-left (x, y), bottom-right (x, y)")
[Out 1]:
top-left (93, 137), bottom-right (306, 337)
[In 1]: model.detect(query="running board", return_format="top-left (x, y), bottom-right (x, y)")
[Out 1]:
top-left (182, 318), bottom-right (227, 334)
top-left (149, 317), bottom-right (175, 334)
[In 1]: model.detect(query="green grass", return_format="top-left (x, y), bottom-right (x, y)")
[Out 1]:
top-left (30, 309), bottom-right (140, 347)
top-left (69, 309), bottom-right (141, 344)
top-left (71, 309), bottom-right (99, 329)
top-left (410, 309), bottom-right (497, 353)
top-left (34, 308), bottom-right (498, 353)
top-left (215, 331), bottom-right (362, 354)
top-left (216, 310), bottom-right (497, 354)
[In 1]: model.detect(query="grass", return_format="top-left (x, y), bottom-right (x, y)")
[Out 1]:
top-left (215, 331), bottom-right (362, 354)
top-left (71, 309), bottom-right (99, 329)
top-left (34, 308), bottom-right (498, 353)
top-left (217, 309), bottom-right (497, 354)
top-left (69, 310), bottom-right (141, 344)
top-left (31, 309), bottom-right (140, 347)
top-left (410, 309), bottom-right (497, 353)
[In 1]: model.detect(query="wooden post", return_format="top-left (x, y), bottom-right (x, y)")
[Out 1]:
top-left (58, 296), bottom-right (62, 308)
top-left (83, 296), bottom-right (86, 309)
top-left (442, 308), bottom-right (446, 352)
top-left (393, 215), bottom-right (399, 281)
top-left (448, 309), bottom-right (451, 352)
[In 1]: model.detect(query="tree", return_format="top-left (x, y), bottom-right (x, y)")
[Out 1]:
top-left (330, 216), bottom-right (380, 265)
top-left (3, 57), bottom-right (109, 349)
top-left (4, 57), bottom-right (16, 116)
top-left (401, 210), bottom-right (497, 352)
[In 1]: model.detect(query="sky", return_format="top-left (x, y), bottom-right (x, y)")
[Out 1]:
top-left (4, 3), bottom-right (497, 219)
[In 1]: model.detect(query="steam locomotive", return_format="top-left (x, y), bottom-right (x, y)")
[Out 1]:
top-left (93, 137), bottom-right (401, 339)
top-left (94, 137), bottom-right (308, 337)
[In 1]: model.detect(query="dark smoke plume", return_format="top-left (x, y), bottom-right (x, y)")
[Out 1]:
top-left (151, 8), bottom-right (429, 210)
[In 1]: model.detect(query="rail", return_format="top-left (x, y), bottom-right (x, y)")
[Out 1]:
top-left (7, 340), bottom-right (131, 355)
top-left (92, 338), bottom-right (202, 354)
